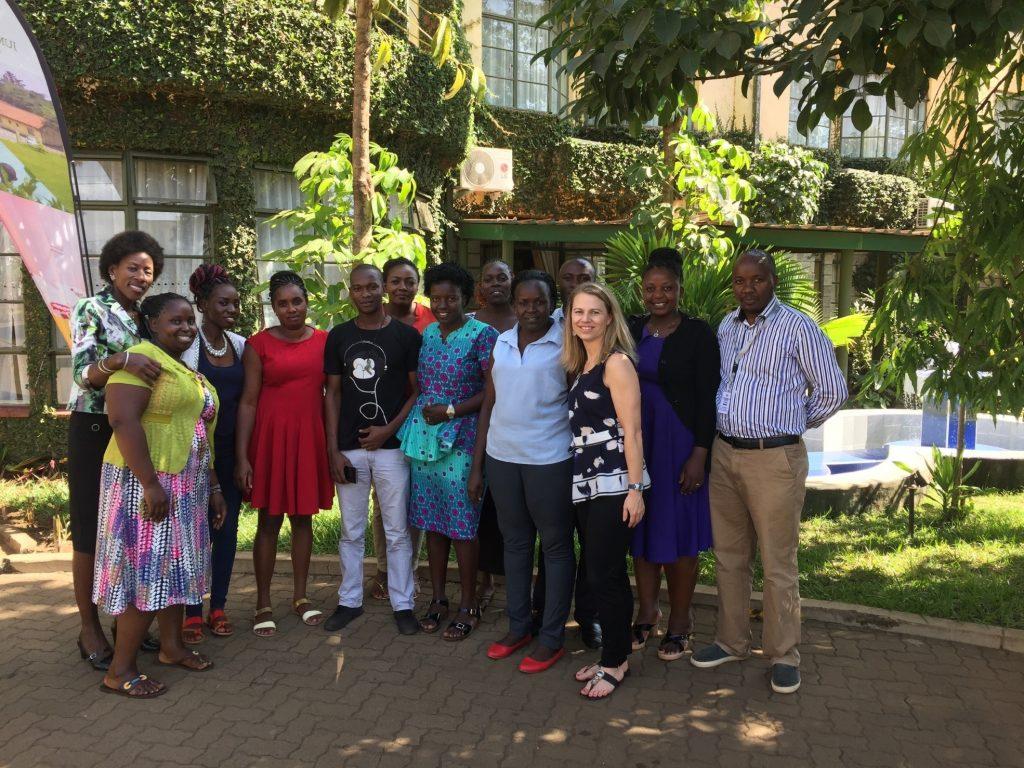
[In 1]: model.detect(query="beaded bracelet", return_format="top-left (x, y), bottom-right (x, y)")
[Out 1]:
top-left (210, 484), bottom-right (223, 495)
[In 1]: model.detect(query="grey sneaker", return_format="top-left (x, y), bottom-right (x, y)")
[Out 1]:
top-left (689, 643), bottom-right (745, 668)
top-left (770, 663), bottom-right (801, 693)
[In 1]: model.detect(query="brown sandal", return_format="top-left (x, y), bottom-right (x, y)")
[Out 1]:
top-left (100, 674), bottom-right (166, 699)
top-left (207, 609), bottom-right (234, 637)
top-left (369, 574), bottom-right (389, 601)
top-left (182, 616), bottom-right (205, 645)
top-left (158, 649), bottom-right (213, 672)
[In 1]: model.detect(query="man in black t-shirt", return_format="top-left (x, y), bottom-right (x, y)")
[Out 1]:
top-left (323, 264), bottom-right (421, 635)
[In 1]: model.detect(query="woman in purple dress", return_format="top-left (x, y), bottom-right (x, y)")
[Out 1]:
top-left (627, 248), bottom-right (720, 662)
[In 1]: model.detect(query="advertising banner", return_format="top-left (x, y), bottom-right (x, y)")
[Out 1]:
top-left (0, 0), bottom-right (86, 345)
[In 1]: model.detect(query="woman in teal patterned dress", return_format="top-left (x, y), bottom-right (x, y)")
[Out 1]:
top-left (399, 263), bottom-right (498, 641)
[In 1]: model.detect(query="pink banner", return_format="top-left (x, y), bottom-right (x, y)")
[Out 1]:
top-left (0, 0), bottom-right (87, 346)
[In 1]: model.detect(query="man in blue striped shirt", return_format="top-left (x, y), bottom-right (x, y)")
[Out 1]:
top-left (691, 249), bottom-right (847, 694)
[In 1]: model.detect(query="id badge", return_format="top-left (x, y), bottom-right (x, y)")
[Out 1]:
top-left (718, 386), bottom-right (732, 417)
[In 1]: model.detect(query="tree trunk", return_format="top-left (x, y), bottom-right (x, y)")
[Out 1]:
top-left (950, 400), bottom-right (967, 521)
top-left (352, 0), bottom-right (374, 255)
top-left (661, 116), bottom-right (682, 207)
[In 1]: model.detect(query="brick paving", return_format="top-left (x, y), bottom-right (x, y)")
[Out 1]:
top-left (1, 571), bottom-right (1023, 768)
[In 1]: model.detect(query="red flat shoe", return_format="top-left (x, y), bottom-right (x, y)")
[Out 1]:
top-left (518, 647), bottom-right (565, 674)
top-left (486, 634), bottom-right (533, 660)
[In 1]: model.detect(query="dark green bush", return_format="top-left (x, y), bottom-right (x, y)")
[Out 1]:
top-left (747, 142), bottom-right (829, 225)
top-left (817, 168), bottom-right (920, 229)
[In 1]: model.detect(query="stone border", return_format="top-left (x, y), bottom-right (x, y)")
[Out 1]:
top-left (5, 551), bottom-right (1022, 655)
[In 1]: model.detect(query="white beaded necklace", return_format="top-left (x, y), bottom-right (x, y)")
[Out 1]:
top-left (199, 326), bottom-right (228, 358)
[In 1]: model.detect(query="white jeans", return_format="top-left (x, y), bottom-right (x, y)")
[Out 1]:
top-left (336, 448), bottom-right (415, 612)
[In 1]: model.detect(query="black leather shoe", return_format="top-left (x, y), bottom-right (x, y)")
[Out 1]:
top-left (394, 609), bottom-right (420, 636)
top-left (324, 605), bottom-right (364, 632)
top-left (579, 619), bottom-right (603, 649)
top-left (77, 639), bottom-right (112, 672)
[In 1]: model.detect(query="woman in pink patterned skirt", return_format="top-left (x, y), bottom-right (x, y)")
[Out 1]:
top-left (93, 293), bottom-right (227, 699)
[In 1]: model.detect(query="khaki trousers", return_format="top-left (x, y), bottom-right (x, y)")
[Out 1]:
top-left (709, 436), bottom-right (808, 667)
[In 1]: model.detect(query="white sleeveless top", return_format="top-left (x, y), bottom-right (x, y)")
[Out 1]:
top-left (486, 320), bottom-right (572, 466)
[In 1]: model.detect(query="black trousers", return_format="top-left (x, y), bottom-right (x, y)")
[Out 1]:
top-left (533, 523), bottom-right (597, 624)
top-left (477, 488), bottom-right (505, 576)
top-left (576, 493), bottom-right (634, 668)
top-left (67, 411), bottom-right (112, 555)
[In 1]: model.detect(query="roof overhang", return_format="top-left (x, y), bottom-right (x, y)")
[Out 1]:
top-left (458, 219), bottom-right (930, 253)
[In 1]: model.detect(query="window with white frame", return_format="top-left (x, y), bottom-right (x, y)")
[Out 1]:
top-left (482, 0), bottom-right (566, 113)
top-left (841, 76), bottom-right (925, 159)
top-left (73, 154), bottom-right (216, 295)
top-left (0, 225), bottom-right (28, 405)
top-left (788, 78), bottom-right (831, 149)
top-left (254, 167), bottom-right (329, 327)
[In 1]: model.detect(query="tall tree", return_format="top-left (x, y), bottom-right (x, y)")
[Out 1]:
top-left (318, 0), bottom-right (486, 254)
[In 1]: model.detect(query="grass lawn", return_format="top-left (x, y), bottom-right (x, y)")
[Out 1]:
top-left (236, 490), bottom-right (1024, 629)
top-left (1, 139), bottom-right (75, 210)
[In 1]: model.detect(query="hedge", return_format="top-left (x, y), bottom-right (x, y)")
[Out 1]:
top-left (817, 168), bottom-right (921, 229)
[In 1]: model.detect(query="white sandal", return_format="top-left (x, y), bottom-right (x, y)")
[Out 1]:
top-left (253, 607), bottom-right (276, 637)
top-left (293, 598), bottom-right (323, 626)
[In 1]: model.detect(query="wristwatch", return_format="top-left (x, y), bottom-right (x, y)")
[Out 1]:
top-left (446, 403), bottom-right (456, 420)
top-left (627, 482), bottom-right (645, 491)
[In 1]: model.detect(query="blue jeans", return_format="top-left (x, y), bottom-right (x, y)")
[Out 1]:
top-left (187, 450), bottom-right (241, 616)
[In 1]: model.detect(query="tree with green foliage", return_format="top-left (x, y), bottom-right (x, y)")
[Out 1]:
top-left (265, 133), bottom-right (426, 327)
top-left (316, 0), bottom-right (485, 253)
top-left (763, 0), bottom-right (1024, 517)
top-left (539, 0), bottom-right (768, 203)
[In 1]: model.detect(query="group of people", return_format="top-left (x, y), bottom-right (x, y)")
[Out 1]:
top-left (67, 229), bottom-right (847, 701)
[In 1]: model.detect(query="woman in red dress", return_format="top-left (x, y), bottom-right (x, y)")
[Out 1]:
top-left (234, 271), bottom-right (334, 637)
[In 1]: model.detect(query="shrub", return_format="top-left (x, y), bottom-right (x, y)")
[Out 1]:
top-left (0, 477), bottom-right (69, 529)
top-left (818, 168), bottom-right (920, 229)
top-left (747, 142), bottom-right (829, 225)
top-left (548, 138), bottom-right (657, 220)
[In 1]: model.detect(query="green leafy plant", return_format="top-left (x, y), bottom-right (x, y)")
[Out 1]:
top-left (816, 168), bottom-right (920, 229)
top-left (265, 132), bottom-right (426, 328)
top-left (895, 447), bottom-right (981, 525)
top-left (628, 105), bottom-right (756, 244)
top-left (603, 228), bottom-right (822, 327)
top-left (746, 141), bottom-right (829, 225)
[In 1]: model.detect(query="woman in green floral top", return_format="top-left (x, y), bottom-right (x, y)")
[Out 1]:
top-left (68, 231), bottom-right (165, 671)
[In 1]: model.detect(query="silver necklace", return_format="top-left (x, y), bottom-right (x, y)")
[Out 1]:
top-left (199, 326), bottom-right (228, 358)
top-left (648, 315), bottom-right (681, 338)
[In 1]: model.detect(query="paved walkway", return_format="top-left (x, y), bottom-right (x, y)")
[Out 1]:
top-left (1, 571), bottom-right (1023, 768)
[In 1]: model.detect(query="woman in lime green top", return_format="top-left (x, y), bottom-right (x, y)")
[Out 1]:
top-left (93, 293), bottom-right (227, 699)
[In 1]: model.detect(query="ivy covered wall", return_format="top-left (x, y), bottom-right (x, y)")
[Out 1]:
top-left (0, 0), bottom-right (474, 461)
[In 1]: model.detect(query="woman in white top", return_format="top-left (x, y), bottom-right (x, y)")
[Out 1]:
top-left (469, 270), bottom-right (574, 675)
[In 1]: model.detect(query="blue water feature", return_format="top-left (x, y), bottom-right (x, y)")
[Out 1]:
top-left (808, 448), bottom-right (888, 477)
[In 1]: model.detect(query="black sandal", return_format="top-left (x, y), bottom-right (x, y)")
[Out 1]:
top-left (77, 639), bottom-right (112, 672)
top-left (419, 598), bottom-right (450, 633)
top-left (580, 668), bottom-right (628, 699)
top-left (631, 622), bottom-right (656, 651)
top-left (443, 606), bottom-right (480, 642)
top-left (657, 632), bottom-right (693, 662)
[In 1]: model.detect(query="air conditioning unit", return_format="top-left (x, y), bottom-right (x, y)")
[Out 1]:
top-left (459, 147), bottom-right (514, 193)
top-left (914, 196), bottom-right (953, 229)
